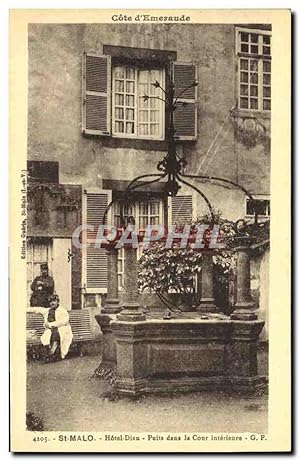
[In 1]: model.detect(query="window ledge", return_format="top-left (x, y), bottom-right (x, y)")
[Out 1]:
top-left (232, 109), bottom-right (271, 120)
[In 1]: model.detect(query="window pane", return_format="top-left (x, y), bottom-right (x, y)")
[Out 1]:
top-left (263, 86), bottom-right (271, 98)
top-left (115, 80), bottom-right (124, 92)
top-left (139, 70), bottom-right (149, 83)
top-left (139, 97), bottom-right (148, 109)
top-left (263, 60), bottom-right (271, 73)
top-left (115, 94), bottom-right (124, 106)
top-left (139, 217), bottom-right (148, 229)
top-left (250, 73), bottom-right (258, 84)
top-left (250, 34), bottom-right (258, 43)
top-left (114, 202), bottom-right (120, 214)
top-left (139, 203), bottom-right (148, 215)
top-left (115, 121), bottom-right (124, 132)
top-left (250, 85), bottom-right (258, 96)
top-left (150, 110), bottom-right (159, 122)
top-left (263, 73), bottom-right (271, 85)
top-left (150, 98), bottom-right (159, 109)
top-left (139, 82), bottom-right (148, 95)
top-left (126, 95), bottom-right (135, 107)
top-left (250, 45), bottom-right (258, 54)
top-left (150, 217), bottom-right (159, 225)
top-left (150, 202), bottom-right (159, 215)
top-left (139, 110), bottom-right (148, 122)
top-left (240, 32), bottom-right (249, 42)
top-left (263, 46), bottom-right (270, 55)
top-left (126, 122), bottom-right (134, 134)
top-left (240, 85), bottom-right (248, 96)
top-left (240, 59), bottom-right (249, 70)
top-left (240, 97), bottom-right (249, 109)
top-left (115, 67), bottom-right (125, 79)
top-left (139, 124), bottom-right (148, 135)
top-left (126, 108), bottom-right (134, 121)
top-left (126, 68), bottom-right (135, 79)
top-left (263, 35), bottom-right (270, 45)
top-left (250, 60), bottom-right (258, 71)
top-left (240, 72), bottom-right (248, 83)
top-left (150, 124), bottom-right (159, 136)
top-left (241, 43), bottom-right (249, 53)
top-left (126, 81), bottom-right (135, 93)
top-left (115, 107), bottom-right (124, 119)
top-left (263, 99), bottom-right (271, 110)
top-left (250, 98), bottom-right (258, 110)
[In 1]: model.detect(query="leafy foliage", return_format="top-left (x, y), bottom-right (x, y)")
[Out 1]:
top-left (138, 209), bottom-right (237, 299)
top-left (26, 411), bottom-right (45, 431)
top-left (139, 244), bottom-right (202, 294)
top-left (138, 208), bottom-right (270, 310)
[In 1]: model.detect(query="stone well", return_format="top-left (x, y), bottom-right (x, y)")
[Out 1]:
top-left (96, 244), bottom-right (266, 396)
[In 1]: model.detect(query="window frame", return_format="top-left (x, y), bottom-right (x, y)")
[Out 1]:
top-left (113, 198), bottom-right (164, 290)
top-left (236, 27), bottom-right (271, 114)
top-left (27, 238), bottom-right (53, 304)
top-left (245, 195), bottom-right (270, 218)
top-left (111, 65), bottom-right (165, 141)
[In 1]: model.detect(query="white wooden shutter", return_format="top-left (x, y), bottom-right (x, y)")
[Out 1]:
top-left (173, 62), bottom-right (197, 141)
top-left (82, 189), bottom-right (112, 294)
top-left (82, 53), bottom-right (111, 136)
top-left (169, 195), bottom-right (193, 226)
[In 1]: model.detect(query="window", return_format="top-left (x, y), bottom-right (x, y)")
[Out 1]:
top-left (113, 199), bottom-right (163, 289)
top-left (27, 238), bottom-right (53, 304)
top-left (236, 28), bottom-right (271, 112)
top-left (113, 199), bottom-right (163, 229)
top-left (112, 67), bottom-right (165, 140)
top-left (246, 197), bottom-right (270, 217)
top-left (82, 52), bottom-right (197, 141)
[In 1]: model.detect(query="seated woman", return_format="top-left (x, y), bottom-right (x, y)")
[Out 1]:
top-left (27, 294), bottom-right (73, 360)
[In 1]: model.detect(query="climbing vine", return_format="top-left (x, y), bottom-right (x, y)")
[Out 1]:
top-left (229, 112), bottom-right (270, 150)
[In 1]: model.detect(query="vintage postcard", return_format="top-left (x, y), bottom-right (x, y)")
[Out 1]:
top-left (10, 9), bottom-right (291, 452)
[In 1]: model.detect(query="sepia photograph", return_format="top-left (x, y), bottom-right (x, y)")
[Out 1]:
top-left (9, 9), bottom-right (291, 453)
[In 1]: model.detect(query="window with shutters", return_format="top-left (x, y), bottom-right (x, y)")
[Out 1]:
top-left (82, 51), bottom-right (197, 141)
top-left (82, 189), bottom-right (112, 294)
top-left (236, 28), bottom-right (271, 112)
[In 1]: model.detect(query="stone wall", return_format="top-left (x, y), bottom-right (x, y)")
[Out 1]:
top-left (28, 23), bottom-right (270, 218)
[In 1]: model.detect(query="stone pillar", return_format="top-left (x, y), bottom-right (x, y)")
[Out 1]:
top-left (197, 251), bottom-right (217, 312)
top-left (117, 247), bottom-right (146, 321)
top-left (102, 247), bottom-right (121, 314)
top-left (227, 320), bottom-right (266, 389)
top-left (231, 246), bottom-right (257, 320)
top-left (95, 313), bottom-right (117, 369)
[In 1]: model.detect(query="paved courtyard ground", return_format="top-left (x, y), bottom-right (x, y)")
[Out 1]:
top-left (27, 351), bottom-right (268, 433)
